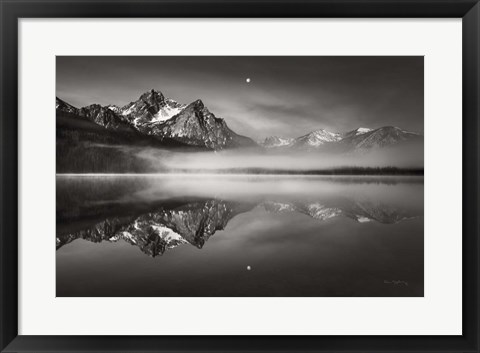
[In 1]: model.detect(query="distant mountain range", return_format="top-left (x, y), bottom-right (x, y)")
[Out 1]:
top-left (261, 126), bottom-right (422, 152)
top-left (56, 89), bottom-right (422, 152)
top-left (56, 197), bottom-right (420, 257)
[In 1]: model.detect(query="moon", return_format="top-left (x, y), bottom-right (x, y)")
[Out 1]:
top-left (246, 78), bottom-right (251, 83)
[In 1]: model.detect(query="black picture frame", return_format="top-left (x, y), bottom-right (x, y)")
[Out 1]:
top-left (1, 0), bottom-right (479, 352)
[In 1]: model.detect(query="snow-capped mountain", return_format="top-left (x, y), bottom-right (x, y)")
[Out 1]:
top-left (56, 90), bottom-right (256, 150)
top-left (263, 126), bottom-right (422, 152)
top-left (341, 126), bottom-right (421, 150)
top-left (262, 136), bottom-right (295, 148)
top-left (119, 89), bottom-right (187, 130)
top-left (148, 99), bottom-right (255, 150)
top-left (292, 129), bottom-right (343, 148)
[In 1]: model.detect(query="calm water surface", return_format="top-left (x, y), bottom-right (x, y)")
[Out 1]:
top-left (56, 175), bottom-right (424, 297)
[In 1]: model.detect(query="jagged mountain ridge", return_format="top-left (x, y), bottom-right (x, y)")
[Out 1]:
top-left (56, 90), bottom-right (256, 150)
top-left (57, 197), bottom-right (419, 257)
top-left (262, 126), bottom-right (422, 152)
top-left (56, 98), bottom-right (133, 132)
top-left (57, 90), bottom-right (422, 153)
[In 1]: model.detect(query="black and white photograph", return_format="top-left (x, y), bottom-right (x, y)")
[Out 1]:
top-left (56, 56), bottom-right (424, 297)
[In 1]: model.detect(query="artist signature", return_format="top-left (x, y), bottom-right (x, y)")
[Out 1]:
top-left (384, 280), bottom-right (409, 286)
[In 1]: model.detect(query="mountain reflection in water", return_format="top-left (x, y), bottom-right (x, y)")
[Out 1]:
top-left (57, 198), bottom-right (255, 256)
top-left (56, 175), bottom-right (424, 297)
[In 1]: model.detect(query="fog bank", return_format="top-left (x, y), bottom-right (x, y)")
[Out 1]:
top-left (134, 144), bottom-right (424, 172)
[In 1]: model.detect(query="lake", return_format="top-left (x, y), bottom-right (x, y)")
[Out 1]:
top-left (56, 175), bottom-right (424, 297)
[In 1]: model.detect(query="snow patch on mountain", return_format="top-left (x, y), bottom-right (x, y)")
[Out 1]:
top-left (356, 216), bottom-right (372, 223)
top-left (262, 201), bottom-right (297, 213)
top-left (150, 225), bottom-right (187, 243)
top-left (121, 104), bottom-right (136, 116)
top-left (151, 105), bottom-right (186, 123)
top-left (295, 129), bottom-right (342, 147)
top-left (106, 105), bottom-right (121, 114)
top-left (304, 203), bottom-right (342, 220)
top-left (355, 127), bottom-right (373, 135)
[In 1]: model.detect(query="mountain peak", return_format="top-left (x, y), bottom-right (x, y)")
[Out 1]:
top-left (297, 129), bottom-right (342, 146)
top-left (190, 99), bottom-right (204, 109)
top-left (139, 89), bottom-right (165, 104)
top-left (356, 127), bottom-right (372, 132)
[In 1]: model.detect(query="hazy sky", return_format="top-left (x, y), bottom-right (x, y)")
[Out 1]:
top-left (57, 56), bottom-right (423, 140)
